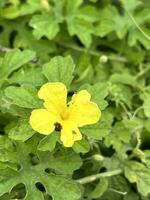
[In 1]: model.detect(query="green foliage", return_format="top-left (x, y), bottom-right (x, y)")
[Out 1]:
top-left (8, 119), bottom-right (35, 142)
top-left (0, 49), bottom-right (35, 87)
top-left (5, 85), bottom-right (42, 108)
top-left (42, 55), bottom-right (75, 88)
top-left (0, 0), bottom-right (150, 199)
top-left (38, 132), bottom-right (59, 152)
top-left (0, 141), bottom-right (81, 200)
top-left (30, 12), bottom-right (60, 40)
top-left (125, 161), bottom-right (150, 196)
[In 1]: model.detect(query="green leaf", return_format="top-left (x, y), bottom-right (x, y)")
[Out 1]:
top-left (43, 149), bottom-right (82, 174)
top-left (100, 175), bottom-right (130, 200)
top-left (81, 111), bottom-right (113, 140)
top-left (145, 119), bottom-right (150, 132)
top-left (120, 0), bottom-right (141, 12)
top-left (104, 119), bottom-right (134, 151)
top-left (108, 83), bottom-right (133, 108)
top-left (140, 91), bottom-right (150, 118)
top-left (73, 138), bottom-right (90, 153)
top-left (42, 55), bottom-right (75, 88)
top-left (66, 1), bottom-right (98, 47)
top-left (66, 0), bottom-right (83, 14)
top-left (0, 149), bottom-right (16, 163)
top-left (125, 161), bottom-right (150, 196)
top-left (9, 68), bottom-right (46, 87)
top-left (0, 142), bottom-right (81, 200)
top-left (81, 121), bottom-right (109, 140)
top-left (8, 119), bottom-right (35, 142)
top-left (105, 118), bottom-right (139, 151)
top-left (0, 134), bottom-right (16, 165)
top-left (123, 118), bottom-right (143, 133)
top-left (95, 5), bottom-right (116, 37)
top-left (77, 6), bottom-right (99, 22)
top-left (109, 73), bottom-right (137, 87)
top-left (114, 122), bottom-right (132, 143)
top-left (4, 85), bottom-right (41, 109)
top-left (67, 18), bottom-right (93, 48)
top-left (29, 12), bottom-right (60, 40)
top-left (0, 49), bottom-right (35, 87)
top-left (20, 0), bottom-right (43, 15)
top-left (0, 6), bottom-right (20, 19)
top-left (91, 178), bottom-right (108, 198)
top-left (38, 132), bottom-right (59, 152)
top-left (80, 82), bottom-right (109, 110)
top-left (144, 150), bottom-right (150, 168)
top-left (0, 169), bottom-right (81, 200)
top-left (0, 135), bottom-right (13, 150)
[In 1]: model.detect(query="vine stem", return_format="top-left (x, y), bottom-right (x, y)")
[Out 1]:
top-left (120, 102), bottom-right (132, 119)
top-left (126, 11), bottom-right (150, 41)
top-left (56, 41), bottom-right (127, 63)
top-left (109, 188), bottom-right (127, 195)
top-left (76, 169), bottom-right (122, 184)
top-left (0, 46), bottom-right (12, 53)
top-left (136, 66), bottom-right (150, 79)
top-left (131, 106), bottom-right (143, 119)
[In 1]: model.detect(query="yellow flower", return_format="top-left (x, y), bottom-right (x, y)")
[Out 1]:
top-left (29, 82), bottom-right (101, 147)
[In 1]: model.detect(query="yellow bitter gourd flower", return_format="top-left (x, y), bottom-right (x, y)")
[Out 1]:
top-left (29, 82), bottom-right (101, 147)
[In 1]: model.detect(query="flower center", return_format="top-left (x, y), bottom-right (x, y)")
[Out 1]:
top-left (60, 110), bottom-right (69, 120)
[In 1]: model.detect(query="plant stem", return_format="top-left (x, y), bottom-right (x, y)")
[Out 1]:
top-left (131, 106), bottom-right (143, 119)
top-left (120, 102), bottom-right (132, 119)
top-left (0, 46), bottom-right (12, 53)
top-left (109, 188), bottom-right (127, 195)
top-left (136, 66), bottom-right (150, 78)
top-left (126, 11), bottom-right (150, 41)
top-left (76, 169), bottom-right (122, 184)
top-left (56, 41), bottom-right (127, 62)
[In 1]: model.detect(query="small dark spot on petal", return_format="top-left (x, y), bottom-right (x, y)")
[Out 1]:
top-left (72, 130), bottom-right (77, 135)
top-left (54, 122), bottom-right (62, 131)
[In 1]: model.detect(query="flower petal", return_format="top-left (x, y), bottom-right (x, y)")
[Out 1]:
top-left (29, 109), bottom-right (56, 135)
top-left (60, 126), bottom-right (82, 147)
top-left (38, 82), bottom-right (67, 114)
top-left (69, 90), bottom-right (91, 104)
top-left (69, 90), bottom-right (101, 127)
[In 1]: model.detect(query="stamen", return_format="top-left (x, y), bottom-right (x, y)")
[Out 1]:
top-left (60, 110), bottom-right (69, 120)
